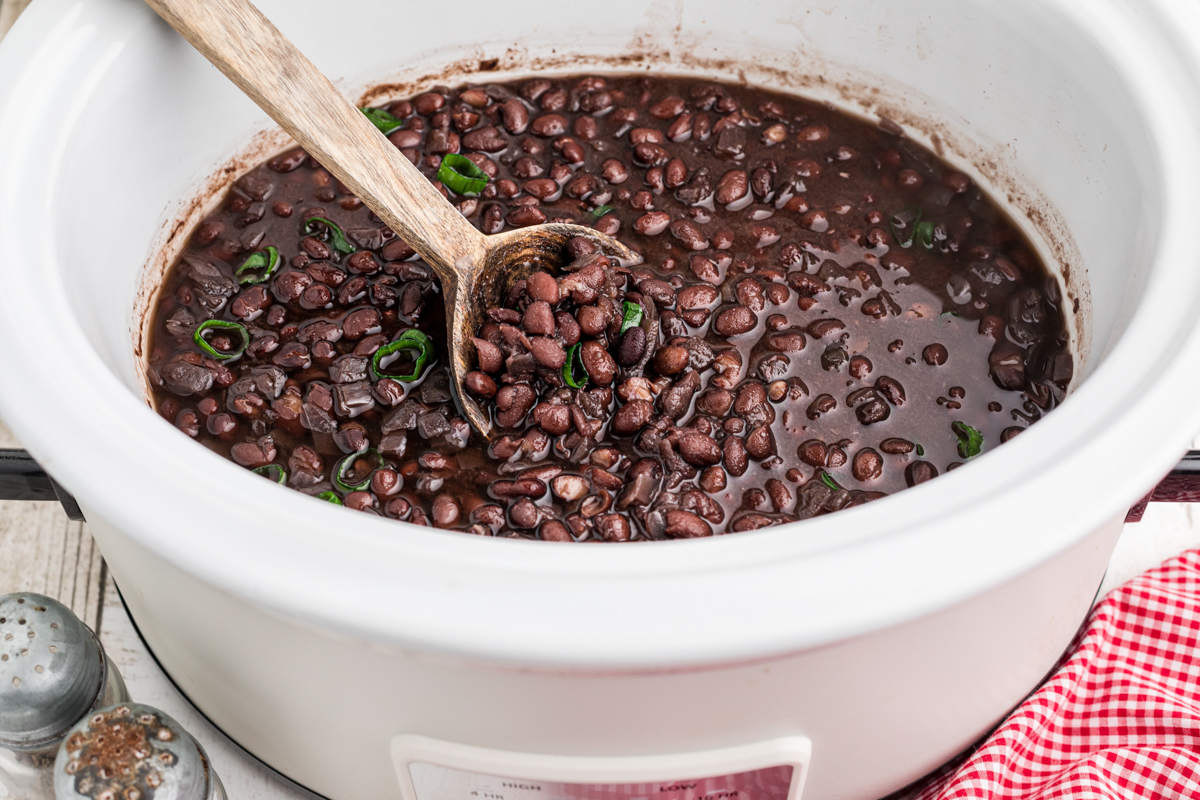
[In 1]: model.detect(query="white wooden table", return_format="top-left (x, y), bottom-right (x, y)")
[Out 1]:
top-left (3, 1), bottom-right (1199, 797)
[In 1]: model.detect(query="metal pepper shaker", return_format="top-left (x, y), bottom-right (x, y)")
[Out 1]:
top-left (0, 593), bottom-right (128, 800)
top-left (54, 703), bottom-right (226, 800)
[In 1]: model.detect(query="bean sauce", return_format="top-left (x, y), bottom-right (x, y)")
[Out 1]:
top-left (147, 74), bottom-right (1072, 541)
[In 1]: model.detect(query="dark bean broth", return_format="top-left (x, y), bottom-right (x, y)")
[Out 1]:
top-left (147, 74), bottom-right (1071, 541)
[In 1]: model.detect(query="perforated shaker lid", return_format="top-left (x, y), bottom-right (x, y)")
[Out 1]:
top-left (55, 703), bottom-right (219, 800)
top-left (0, 592), bottom-right (105, 749)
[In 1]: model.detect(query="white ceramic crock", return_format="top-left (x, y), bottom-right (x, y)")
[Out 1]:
top-left (3, 1), bottom-right (1200, 798)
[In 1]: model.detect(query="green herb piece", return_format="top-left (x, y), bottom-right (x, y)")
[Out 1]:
top-left (889, 205), bottom-right (922, 247)
top-left (193, 319), bottom-right (249, 361)
top-left (939, 310), bottom-right (960, 319)
top-left (334, 448), bottom-right (383, 493)
top-left (236, 246), bottom-right (280, 285)
top-left (952, 422), bottom-right (984, 459)
top-left (361, 106), bottom-right (403, 135)
top-left (819, 471), bottom-right (843, 492)
top-left (916, 444), bottom-right (925, 457)
top-left (562, 343), bottom-right (588, 389)
top-left (591, 205), bottom-right (616, 218)
top-left (316, 491), bottom-right (343, 506)
top-left (436, 153), bottom-right (490, 196)
top-left (303, 216), bottom-right (356, 255)
top-left (252, 464), bottom-right (286, 484)
top-left (619, 300), bottom-right (644, 335)
top-left (914, 220), bottom-right (935, 249)
top-left (371, 329), bottom-right (434, 382)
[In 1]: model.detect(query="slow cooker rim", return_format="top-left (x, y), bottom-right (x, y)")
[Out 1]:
top-left (1, 0), bottom-right (1198, 668)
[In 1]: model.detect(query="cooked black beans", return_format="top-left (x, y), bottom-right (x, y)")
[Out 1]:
top-left (148, 74), bottom-right (1071, 541)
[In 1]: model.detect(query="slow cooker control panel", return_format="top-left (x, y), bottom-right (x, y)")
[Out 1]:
top-left (392, 736), bottom-right (811, 800)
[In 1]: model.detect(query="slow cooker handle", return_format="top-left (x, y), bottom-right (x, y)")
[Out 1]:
top-left (1124, 450), bottom-right (1200, 522)
top-left (0, 449), bottom-right (85, 521)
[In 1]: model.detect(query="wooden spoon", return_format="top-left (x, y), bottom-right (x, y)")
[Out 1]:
top-left (143, 0), bottom-right (642, 438)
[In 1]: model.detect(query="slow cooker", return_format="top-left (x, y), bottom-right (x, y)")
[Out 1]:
top-left (2, 1), bottom-right (1200, 798)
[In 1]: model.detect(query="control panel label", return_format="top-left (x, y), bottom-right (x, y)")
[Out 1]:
top-left (408, 763), bottom-right (795, 800)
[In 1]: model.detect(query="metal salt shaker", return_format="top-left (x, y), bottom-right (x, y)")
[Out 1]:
top-left (0, 593), bottom-right (128, 800)
top-left (54, 703), bottom-right (226, 800)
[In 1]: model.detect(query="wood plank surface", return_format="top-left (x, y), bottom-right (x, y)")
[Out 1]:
top-left (0, 417), bottom-right (106, 631)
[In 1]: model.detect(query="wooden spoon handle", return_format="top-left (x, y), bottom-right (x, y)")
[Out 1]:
top-left (142, 0), bottom-right (485, 291)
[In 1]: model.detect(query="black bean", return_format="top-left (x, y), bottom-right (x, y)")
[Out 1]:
top-left (807, 394), bottom-right (836, 420)
top-left (798, 440), bottom-right (827, 467)
top-left (473, 338), bottom-right (504, 373)
top-left (723, 436), bottom-right (748, 476)
top-left (659, 371), bottom-right (700, 420)
top-left (596, 514), bottom-right (632, 542)
top-left (529, 337), bottom-right (566, 368)
top-left (695, 388), bottom-right (733, 417)
top-left (879, 438), bottom-right (914, 455)
top-left (509, 498), bottom-right (541, 529)
top-left (714, 306), bottom-right (757, 336)
top-left (852, 449), bottom-right (883, 481)
top-left (669, 218), bottom-right (709, 250)
top-left (923, 343), bottom-right (949, 366)
top-left (875, 376), bottom-right (906, 406)
top-left (664, 509), bottom-right (712, 538)
top-left (465, 371), bottom-right (498, 399)
top-left (540, 520), bottom-right (573, 542)
top-left (905, 461), bottom-right (939, 486)
top-left (676, 430), bottom-right (721, 466)
top-left (616, 327), bottom-right (647, 366)
top-left (654, 345), bottom-right (690, 376)
top-left (745, 425), bottom-right (776, 459)
top-left (716, 169), bottom-right (749, 205)
top-left (1001, 426), bottom-right (1025, 442)
top-left (580, 341), bottom-right (617, 386)
top-left (522, 301), bottom-right (556, 335)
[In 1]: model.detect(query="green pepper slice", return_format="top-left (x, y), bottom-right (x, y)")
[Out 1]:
top-left (361, 106), bottom-right (403, 135)
top-left (303, 216), bottom-right (356, 255)
top-left (371, 329), bottom-right (435, 382)
top-left (435, 154), bottom-right (490, 196)
top-left (252, 464), bottom-right (286, 484)
top-left (334, 448), bottom-right (383, 493)
top-left (619, 300), bottom-right (644, 335)
top-left (236, 246), bottom-right (281, 285)
top-left (562, 342), bottom-right (588, 389)
top-left (193, 319), bottom-right (249, 361)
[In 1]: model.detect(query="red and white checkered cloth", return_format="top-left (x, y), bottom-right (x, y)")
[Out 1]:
top-left (910, 549), bottom-right (1200, 799)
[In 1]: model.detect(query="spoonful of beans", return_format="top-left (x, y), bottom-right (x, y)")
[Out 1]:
top-left (142, 0), bottom-right (642, 438)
